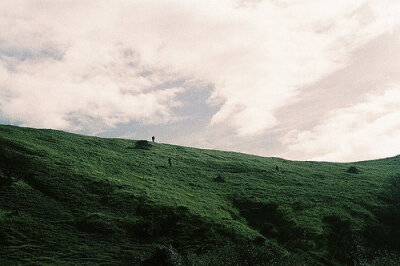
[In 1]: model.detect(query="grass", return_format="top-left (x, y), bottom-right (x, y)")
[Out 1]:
top-left (0, 124), bottom-right (399, 265)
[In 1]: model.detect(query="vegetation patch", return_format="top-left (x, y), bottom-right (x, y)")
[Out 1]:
top-left (347, 166), bottom-right (360, 174)
top-left (365, 174), bottom-right (400, 251)
top-left (135, 140), bottom-right (152, 150)
top-left (74, 212), bottom-right (119, 235)
top-left (0, 125), bottom-right (399, 264)
top-left (142, 245), bottom-right (183, 266)
top-left (322, 215), bottom-right (356, 264)
top-left (213, 174), bottom-right (225, 183)
top-left (233, 198), bottom-right (302, 247)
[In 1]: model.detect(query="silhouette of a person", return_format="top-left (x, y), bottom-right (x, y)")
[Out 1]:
top-left (168, 157), bottom-right (172, 168)
top-left (152, 136), bottom-right (155, 142)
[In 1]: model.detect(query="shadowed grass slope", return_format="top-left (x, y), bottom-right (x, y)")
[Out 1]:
top-left (0, 124), bottom-right (399, 265)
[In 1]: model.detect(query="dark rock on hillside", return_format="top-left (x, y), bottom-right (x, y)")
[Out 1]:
top-left (347, 166), bottom-right (359, 174)
top-left (135, 140), bottom-right (152, 150)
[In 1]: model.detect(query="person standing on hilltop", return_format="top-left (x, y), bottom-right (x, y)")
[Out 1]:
top-left (152, 136), bottom-right (155, 142)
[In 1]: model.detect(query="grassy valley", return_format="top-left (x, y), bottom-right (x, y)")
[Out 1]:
top-left (0, 124), bottom-right (399, 265)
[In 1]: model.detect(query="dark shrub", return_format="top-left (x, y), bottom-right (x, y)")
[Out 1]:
top-left (365, 174), bottom-right (400, 250)
top-left (143, 245), bottom-right (182, 266)
top-left (135, 140), bottom-right (152, 150)
top-left (24, 174), bottom-right (61, 200)
top-left (388, 174), bottom-right (400, 204)
top-left (213, 174), bottom-right (225, 183)
top-left (89, 179), bottom-right (115, 195)
top-left (233, 199), bottom-right (302, 244)
top-left (0, 173), bottom-right (12, 187)
top-left (260, 222), bottom-right (279, 237)
top-left (253, 236), bottom-right (266, 245)
top-left (74, 213), bottom-right (118, 234)
top-left (322, 215), bottom-right (355, 263)
top-left (347, 166), bottom-right (359, 174)
top-left (186, 241), bottom-right (277, 266)
top-left (0, 146), bottom-right (37, 188)
top-left (125, 218), bottom-right (154, 238)
top-left (0, 150), bottom-right (32, 181)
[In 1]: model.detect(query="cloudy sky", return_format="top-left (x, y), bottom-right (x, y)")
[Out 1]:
top-left (1, 0), bottom-right (400, 162)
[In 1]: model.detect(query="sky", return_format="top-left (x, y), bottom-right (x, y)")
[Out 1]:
top-left (0, 0), bottom-right (400, 162)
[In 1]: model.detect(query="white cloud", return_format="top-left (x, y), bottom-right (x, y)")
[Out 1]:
top-left (0, 1), bottom-right (187, 131)
top-left (0, 0), bottom-right (399, 138)
top-left (282, 85), bottom-right (400, 162)
top-left (0, 42), bottom-right (185, 130)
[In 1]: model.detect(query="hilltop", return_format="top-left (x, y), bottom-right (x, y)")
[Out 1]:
top-left (0, 124), bottom-right (399, 265)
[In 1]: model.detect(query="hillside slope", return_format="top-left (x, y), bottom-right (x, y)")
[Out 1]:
top-left (0, 124), bottom-right (399, 265)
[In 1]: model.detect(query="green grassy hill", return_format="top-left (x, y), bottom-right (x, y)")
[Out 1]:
top-left (0, 124), bottom-right (399, 265)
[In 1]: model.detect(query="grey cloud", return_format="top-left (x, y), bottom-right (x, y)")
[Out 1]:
top-left (0, 43), bottom-right (63, 62)
top-left (0, 41), bottom-right (64, 72)
top-left (275, 29), bottom-right (400, 134)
